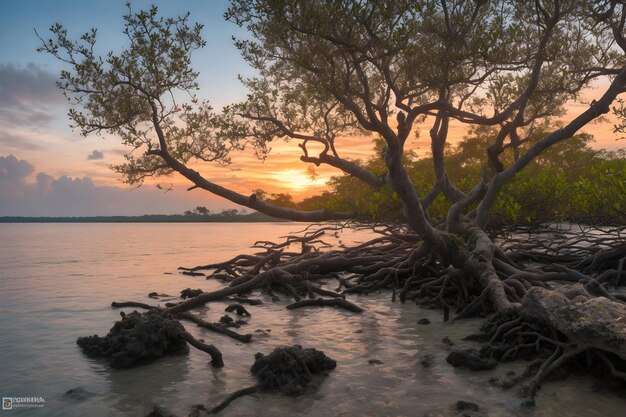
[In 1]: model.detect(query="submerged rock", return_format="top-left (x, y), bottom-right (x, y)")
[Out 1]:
top-left (446, 348), bottom-right (497, 371)
top-left (145, 405), bottom-right (177, 417)
top-left (76, 310), bottom-right (188, 368)
top-left (251, 345), bottom-right (337, 395)
top-left (63, 387), bottom-right (96, 401)
top-left (225, 303), bottom-right (251, 316)
top-left (455, 400), bottom-right (480, 412)
top-left (417, 318), bottom-right (431, 325)
top-left (420, 353), bottom-right (435, 368)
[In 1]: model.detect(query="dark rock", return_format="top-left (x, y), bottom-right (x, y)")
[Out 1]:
top-left (455, 400), bottom-right (479, 412)
top-left (523, 286), bottom-right (626, 359)
top-left (251, 345), bottom-right (336, 395)
top-left (442, 336), bottom-right (454, 346)
top-left (219, 315), bottom-right (240, 328)
top-left (420, 353), bottom-right (435, 368)
top-left (417, 318), bottom-right (431, 325)
top-left (77, 310), bottom-right (189, 368)
top-left (446, 348), bottom-right (497, 371)
top-left (180, 288), bottom-right (203, 299)
top-left (63, 387), bottom-right (96, 401)
top-left (368, 359), bottom-right (384, 365)
top-left (148, 292), bottom-right (171, 299)
top-left (225, 303), bottom-right (251, 316)
top-left (188, 404), bottom-right (208, 417)
top-left (145, 405), bottom-right (177, 417)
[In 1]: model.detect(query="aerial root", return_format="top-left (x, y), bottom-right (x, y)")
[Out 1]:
top-left (521, 345), bottom-right (584, 398)
top-left (479, 310), bottom-right (626, 399)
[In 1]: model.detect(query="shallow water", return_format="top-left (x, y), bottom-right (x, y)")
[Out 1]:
top-left (1, 223), bottom-right (625, 417)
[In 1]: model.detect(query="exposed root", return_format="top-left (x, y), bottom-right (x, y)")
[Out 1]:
top-left (183, 331), bottom-right (224, 368)
top-left (93, 222), bottom-right (626, 405)
top-left (209, 386), bottom-right (258, 414)
top-left (286, 297), bottom-right (364, 313)
top-left (480, 284), bottom-right (626, 398)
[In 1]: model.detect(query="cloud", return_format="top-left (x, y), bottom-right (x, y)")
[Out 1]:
top-left (0, 131), bottom-right (44, 151)
top-left (0, 154), bottom-right (34, 180)
top-left (0, 63), bottom-right (64, 126)
top-left (0, 154), bottom-right (35, 200)
top-left (0, 154), bottom-right (236, 217)
top-left (0, 63), bottom-right (63, 107)
top-left (87, 150), bottom-right (104, 160)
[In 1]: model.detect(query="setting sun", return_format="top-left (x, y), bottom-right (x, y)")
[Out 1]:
top-left (270, 169), bottom-right (329, 191)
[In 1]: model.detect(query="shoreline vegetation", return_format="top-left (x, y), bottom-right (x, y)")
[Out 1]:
top-left (0, 209), bottom-right (288, 223)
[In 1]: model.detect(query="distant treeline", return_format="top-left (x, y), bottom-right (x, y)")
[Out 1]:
top-left (0, 210), bottom-right (289, 223)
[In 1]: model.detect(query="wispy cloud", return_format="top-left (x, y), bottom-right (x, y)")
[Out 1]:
top-left (0, 63), bottom-right (64, 126)
top-left (0, 131), bottom-right (43, 151)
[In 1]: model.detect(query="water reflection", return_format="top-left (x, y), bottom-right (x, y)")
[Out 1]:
top-left (101, 355), bottom-right (190, 415)
top-left (2, 223), bottom-right (626, 417)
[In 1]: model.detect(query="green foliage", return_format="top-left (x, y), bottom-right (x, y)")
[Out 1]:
top-left (291, 131), bottom-right (626, 225)
top-left (40, 2), bottom-right (626, 229)
top-left (37, 5), bottom-right (244, 186)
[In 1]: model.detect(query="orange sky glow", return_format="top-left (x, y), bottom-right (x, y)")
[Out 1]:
top-left (0, 1), bottom-right (624, 216)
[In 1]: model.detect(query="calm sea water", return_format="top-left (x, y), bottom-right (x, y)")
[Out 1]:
top-left (1, 223), bottom-right (625, 417)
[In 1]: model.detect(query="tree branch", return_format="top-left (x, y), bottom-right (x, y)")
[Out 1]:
top-left (476, 67), bottom-right (626, 227)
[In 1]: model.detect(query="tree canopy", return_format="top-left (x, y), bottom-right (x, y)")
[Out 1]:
top-left (41, 2), bottom-right (626, 406)
top-left (38, 0), bottom-right (626, 232)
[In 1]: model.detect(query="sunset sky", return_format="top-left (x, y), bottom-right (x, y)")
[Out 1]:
top-left (0, 0), bottom-right (624, 216)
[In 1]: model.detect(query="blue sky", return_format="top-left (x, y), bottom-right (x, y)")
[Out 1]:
top-left (0, 0), bottom-right (270, 216)
top-left (0, 1), bottom-right (623, 216)
top-left (0, 0), bottom-right (250, 105)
